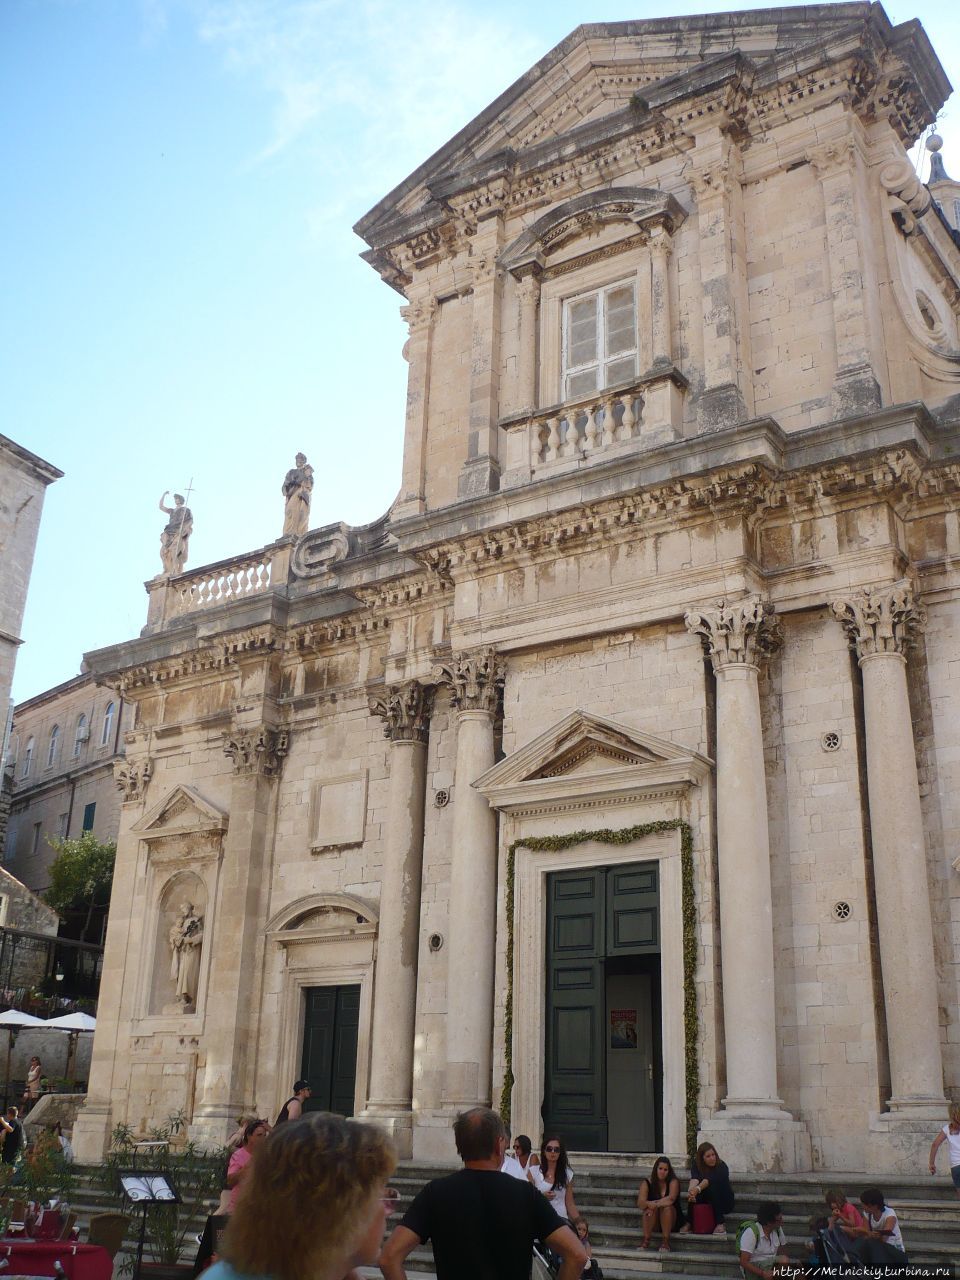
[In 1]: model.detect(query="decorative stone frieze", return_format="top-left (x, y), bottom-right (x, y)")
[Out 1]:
top-left (684, 597), bottom-right (782, 671)
top-left (221, 725), bottom-right (290, 777)
top-left (434, 649), bottom-right (505, 714)
top-left (113, 758), bottom-right (153, 803)
top-left (832, 580), bottom-right (925, 661)
top-left (369, 681), bottom-right (434, 743)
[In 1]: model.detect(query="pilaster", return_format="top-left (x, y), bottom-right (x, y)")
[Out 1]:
top-left (394, 293), bottom-right (437, 521)
top-left (459, 216), bottom-right (505, 498)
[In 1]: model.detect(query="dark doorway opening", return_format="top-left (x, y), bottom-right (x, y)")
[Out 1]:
top-left (300, 985), bottom-right (360, 1116)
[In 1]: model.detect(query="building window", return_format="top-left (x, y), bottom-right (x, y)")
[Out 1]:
top-left (3, 819), bottom-right (16, 861)
top-left (561, 279), bottom-right (638, 402)
top-left (46, 724), bottom-right (61, 768)
top-left (73, 714), bottom-right (88, 757)
top-left (31, 821), bottom-right (42, 855)
top-left (100, 702), bottom-right (115, 747)
top-left (82, 802), bottom-right (96, 832)
top-left (58, 812), bottom-right (69, 838)
top-left (21, 737), bottom-right (34, 779)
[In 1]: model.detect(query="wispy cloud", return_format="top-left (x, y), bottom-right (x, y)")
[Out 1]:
top-left (154, 0), bottom-right (542, 226)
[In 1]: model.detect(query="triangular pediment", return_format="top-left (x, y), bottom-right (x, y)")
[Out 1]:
top-left (355, 6), bottom-right (923, 246)
top-left (131, 785), bottom-right (228, 838)
top-left (476, 710), bottom-right (711, 799)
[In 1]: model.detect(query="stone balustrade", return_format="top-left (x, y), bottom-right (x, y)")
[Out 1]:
top-left (501, 367), bottom-right (685, 488)
top-left (169, 548), bottom-right (275, 617)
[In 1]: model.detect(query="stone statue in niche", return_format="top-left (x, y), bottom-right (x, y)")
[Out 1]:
top-left (281, 453), bottom-right (314, 537)
top-left (168, 901), bottom-right (204, 1012)
top-left (158, 492), bottom-right (193, 576)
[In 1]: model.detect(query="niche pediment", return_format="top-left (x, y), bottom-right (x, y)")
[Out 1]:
top-left (131, 785), bottom-right (228, 841)
top-left (475, 710), bottom-right (710, 813)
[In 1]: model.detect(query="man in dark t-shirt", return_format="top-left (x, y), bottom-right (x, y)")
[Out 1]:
top-left (0, 1106), bottom-right (25, 1164)
top-left (380, 1107), bottom-right (586, 1280)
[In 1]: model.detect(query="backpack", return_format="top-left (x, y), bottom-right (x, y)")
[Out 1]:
top-left (735, 1220), bottom-right (763, 1254)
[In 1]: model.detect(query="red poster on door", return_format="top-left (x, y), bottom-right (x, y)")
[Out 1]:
top-left (609, 1008), bottom-right (638, 1049)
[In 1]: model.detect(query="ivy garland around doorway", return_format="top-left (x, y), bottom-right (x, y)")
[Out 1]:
top-left (498, 818), bottom-right (699, 1157)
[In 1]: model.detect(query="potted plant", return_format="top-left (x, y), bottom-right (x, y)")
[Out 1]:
top-left (20, 1128), bottom-right (76, 1211)
top-left (99, 1111), bottom-right (226, 1278)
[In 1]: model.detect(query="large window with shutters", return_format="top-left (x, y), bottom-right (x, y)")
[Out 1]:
top-left (561, 279), bottom-right (638, 402)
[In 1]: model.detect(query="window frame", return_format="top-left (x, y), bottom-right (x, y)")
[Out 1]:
top-left (560, 276), bottom-right (639, 404)
top-left (100, 701), bottom-right (115, 748)
top-left (73, 714), bottom-right (88, 758)
top-left (21, 737), bottom-right (34, 779)
top-left (46, 724), bottom-right (61, 769)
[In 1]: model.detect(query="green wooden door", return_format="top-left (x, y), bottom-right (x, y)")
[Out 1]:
top-left (543, 863), bottom-right (660, 1150)
top-left (301, 985), bottom-right (360, 1116)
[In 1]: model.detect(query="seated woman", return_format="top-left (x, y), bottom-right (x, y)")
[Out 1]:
top-left (840, 1187), bottom-right (909, 1266)
top-left (528, 1134), bottom-right (578, 1222)
top-left (206, 1112), bottom-right (396, 1280)
top-left (686, 1141), bottom-right (735, 1235)
top-left (501, 1133), bottom-right (539, 1179)
top-left (637, 1155), bottom-right (685, 1252)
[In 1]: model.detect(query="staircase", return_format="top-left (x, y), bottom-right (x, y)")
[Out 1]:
top-left (381, 1159), bottom-right (960, 1279)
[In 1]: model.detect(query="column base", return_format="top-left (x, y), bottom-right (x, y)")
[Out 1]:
top-left (696, 382), bottom-right (746, 433)
top-left (699, 1106), bottom-right (811, 1173)
top-left (189, 1104), bottom-right (249, 1151)
top-left (868, 1105), bottom-right (947, 1173)
top-left (442, 1059), bottom-right (488, 1112)
top-left (71, 1100), bottom-right (114, 1163)
top-left (457, 457), bottom-right (501, 498)
top-left (831, 365), bottom-right (881, 417)
top-left (357, 1105), bottom-right (414, 1159)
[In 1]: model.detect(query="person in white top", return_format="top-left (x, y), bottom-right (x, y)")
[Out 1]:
top-left (928, 1102), bottom-right (960, 1199)
top-left (737, 1202), bottom-right (790, 1277)
top-left (501, 1133), bottom-right (540, 1180)
top-left (839, 1188), bottom-right (908, 1266)
top-left (528, 1134), bottom-right (578, 1222)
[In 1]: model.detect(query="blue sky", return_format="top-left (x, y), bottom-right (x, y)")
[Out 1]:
top-left (5, 0), bottom-right (960, 703)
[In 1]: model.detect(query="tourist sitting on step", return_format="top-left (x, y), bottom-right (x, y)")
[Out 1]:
top-left (637, 1155), bottom-right (685, 1252)
top-left (528, 1134), bottom-right (579, 1223)
top-left (501, 1133), bottom-right (540, 1180)
top-left (736, 1202), bottom-right (791, 1277)
top-left (836, 1187), bottom-right (910, 1267)
top-left (685, 1141), bottom-right (735, 1235)
top-left (824, 1187), bottom-right (866, 1251)
top-left (571, 1217), bottom-right (603, 1279)
top-left (928, 1101), bottom-right (960, 1200)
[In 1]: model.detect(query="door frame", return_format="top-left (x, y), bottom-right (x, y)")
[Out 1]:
top-left (513, 830), bottom-right (686, 1153)
top-left (279, 962), bottom-right (373, 1120)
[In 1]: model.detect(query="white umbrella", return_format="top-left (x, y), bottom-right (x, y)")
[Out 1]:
top-left (0, 1009), bottom-right (44, 1108)
top-left (42, 1012), bottom-right (96, 1032)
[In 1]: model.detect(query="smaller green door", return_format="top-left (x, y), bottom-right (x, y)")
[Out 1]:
top-left (301, 985), bottom-right (360, 1116)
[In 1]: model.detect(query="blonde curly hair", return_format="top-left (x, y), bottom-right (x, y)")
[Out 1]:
top-left (221, 1112), bottom-right (395, 1280)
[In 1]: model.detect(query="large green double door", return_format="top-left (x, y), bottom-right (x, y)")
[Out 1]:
top-left (543, 863), bottom-right (661, 1151)
top-left (300, 985), bottom-right (360, 1116)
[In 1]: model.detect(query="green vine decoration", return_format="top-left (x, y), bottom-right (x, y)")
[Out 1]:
top-left (499, 819), bottom-right (699, 1158)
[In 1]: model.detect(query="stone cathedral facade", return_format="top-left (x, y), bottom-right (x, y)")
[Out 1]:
top-left (74, 4), bottom-right (960, 1173)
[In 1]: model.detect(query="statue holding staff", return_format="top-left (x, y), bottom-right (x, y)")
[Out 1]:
top-left (158, 491), bottom-right (193, 576)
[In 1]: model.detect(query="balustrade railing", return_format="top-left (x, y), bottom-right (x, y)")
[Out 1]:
top-left (501, 369), bottom-right (684, 488)
top-left (170, 547), bottom-right (274, 616)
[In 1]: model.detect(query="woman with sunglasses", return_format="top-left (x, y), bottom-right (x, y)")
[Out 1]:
top-left (502, 1134), bottom-right (540, 1179)
top-left (528, 1135), bottom-right (578, 1222)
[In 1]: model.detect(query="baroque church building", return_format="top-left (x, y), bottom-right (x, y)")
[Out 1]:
top-left (74, 3), bottom-right (960, 1174)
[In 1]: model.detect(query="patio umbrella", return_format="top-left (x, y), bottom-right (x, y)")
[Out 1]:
top-left (0, 1009), bottom-right (44, 1109)
top-left (40, 1011), bottom-right (96, 1082)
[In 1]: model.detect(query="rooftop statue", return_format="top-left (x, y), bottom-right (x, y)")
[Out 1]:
top-left (282, 452), bottom-right (314, 538)
top-left (158, 491), bottom-right (193, 576)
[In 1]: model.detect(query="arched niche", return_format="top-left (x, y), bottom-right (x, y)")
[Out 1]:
top-left (150, 870), bottom-right (208, 1016)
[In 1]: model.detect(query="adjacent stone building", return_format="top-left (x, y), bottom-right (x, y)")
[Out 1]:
top-left (74, 4), bottom-right (960, 1174)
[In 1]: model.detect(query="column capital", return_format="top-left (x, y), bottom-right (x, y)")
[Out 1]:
top-left (222, 724), bottom-right (290, 777)
top-left (369, 680), bottom-right (434, 744)
top-left (832, 579), bottom-right (925, 662)
top-left (434, 647), bottom-right (505, 714)
top-left (684, 596), bottom-right (782, 672)
top-left (113, 757), bottom-right (153, 803)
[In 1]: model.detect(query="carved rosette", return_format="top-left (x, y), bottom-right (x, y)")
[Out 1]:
top-left (222, 725), bottom-right (290, 777)
top-left (113, 758), bottom-right (152, 803)
top-left (369, 681), bottom-right (434, 744)
top-left (434, 648), bottom-right (506, 715)
top-left (684, 597), bottom-right (783, 672)
top-left (832, 580), bottom-right (925, 662)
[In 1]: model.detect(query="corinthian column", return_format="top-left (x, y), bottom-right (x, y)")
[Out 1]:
top-left (436, 648), bottom-right (505, 1108)
top-left (361, 681), bottom-right (433, 1155)
top-left (833, 582), bottom-right (945, 1115)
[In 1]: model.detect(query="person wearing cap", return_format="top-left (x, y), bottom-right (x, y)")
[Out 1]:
top-left (275, 1080), bottom-right (312, 1125)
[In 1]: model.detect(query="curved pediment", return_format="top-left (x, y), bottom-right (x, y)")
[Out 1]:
top-left (266, 893), bottom-right (378, 938)
top-left (475, 710), bottom-right (711, 813)
top-left (500, 188), bottom-right (686, 277)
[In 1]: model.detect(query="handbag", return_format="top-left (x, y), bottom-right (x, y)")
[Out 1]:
top-left (690, 1202), bottom-right (716, 1234)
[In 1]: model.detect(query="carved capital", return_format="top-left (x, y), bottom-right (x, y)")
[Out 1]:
top-left (434, 648), bottom-right (506, 715)
top-left (806, 138), bottom-right (857, 178)
top-left (222, 725), bottom-right (290, 777)
top-left (369, 681), bottom-right (434, 744)
top-left (832, 580), bottom-right (925, 661)
top-left (113, 758), bottom-right (152, 803)
top-left (400, 296), bottom-right (437, 336)
top-left (689, 163), bottom-right (738, 202)
top-left (684, 597), bottom-right (782, 671)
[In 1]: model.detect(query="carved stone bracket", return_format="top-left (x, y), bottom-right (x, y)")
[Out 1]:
top-left (684, 597), bottom-right (783, 672)
top-left (114, 758), bottom-right (153, 803)
top-left (434, 648), bottom-right (506, 715)
top-left (832, 579), bottom-right (925, 661)
top-left (222, 725), bottom-right (290, 777)
top-left (369, 681), bottom-right (434, 744)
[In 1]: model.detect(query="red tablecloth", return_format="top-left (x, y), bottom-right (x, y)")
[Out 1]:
top-left (0, 1241), bottom-right (112, 1280)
